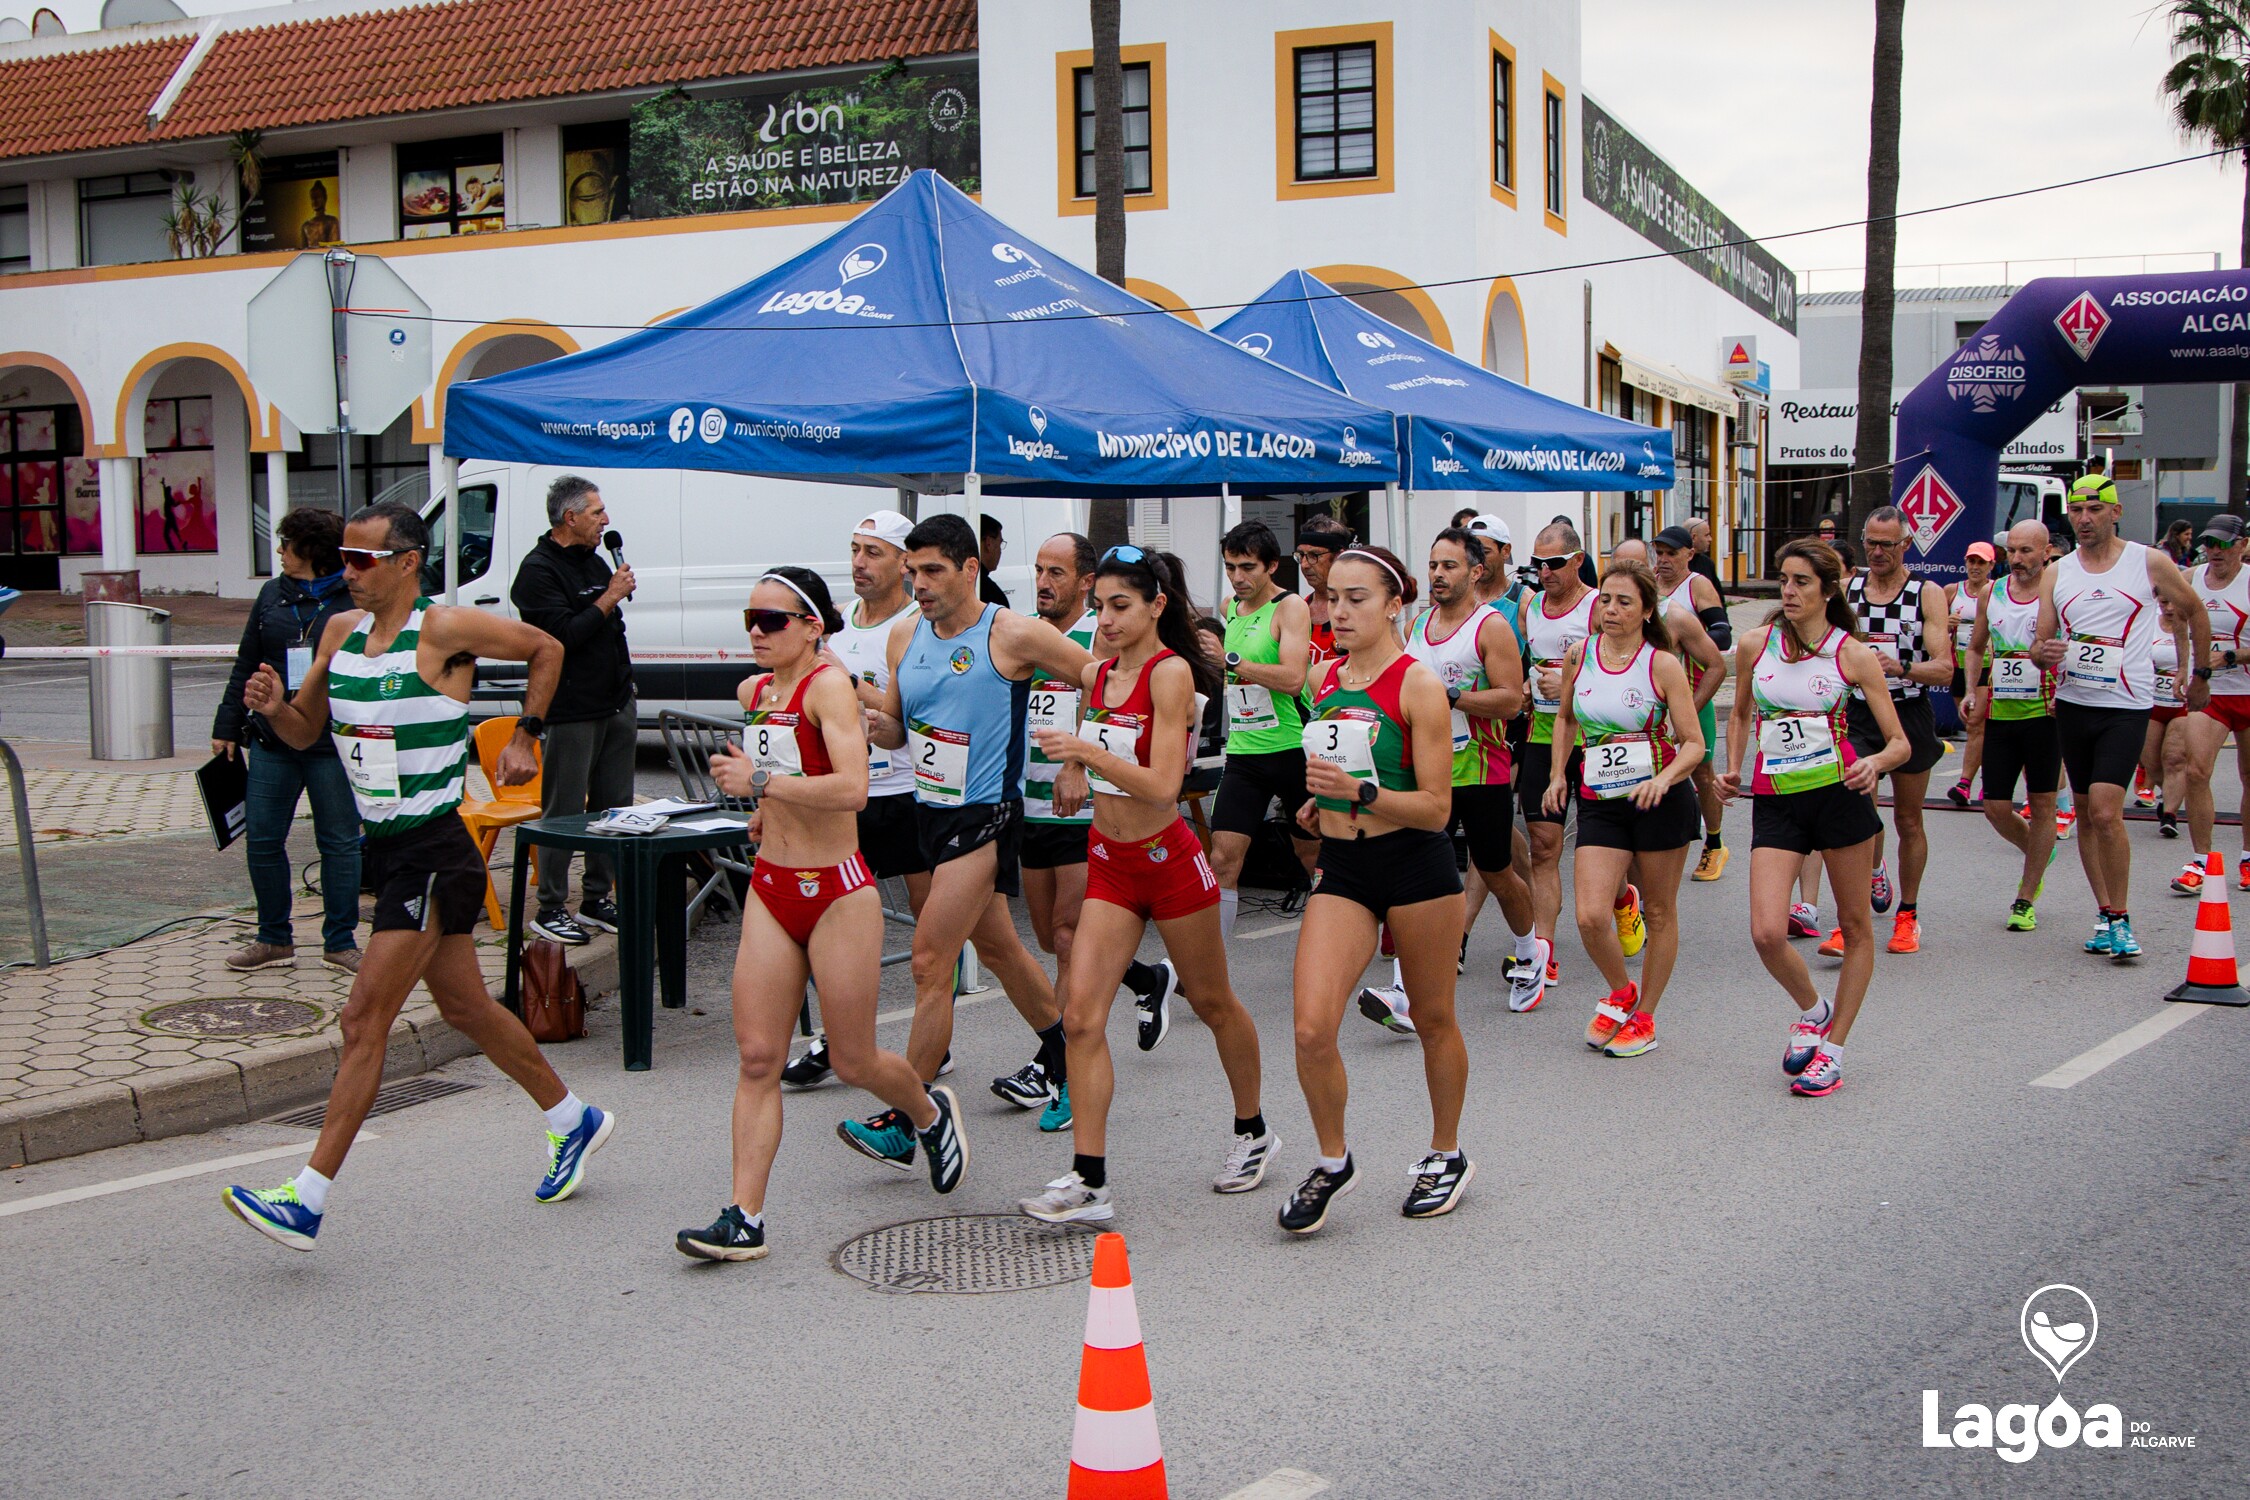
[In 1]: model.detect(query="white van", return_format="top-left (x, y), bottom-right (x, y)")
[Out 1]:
top-left (1995, 472), bottom-right (2066, 543)
top-left (391, 464), bottom-right (1081, 720)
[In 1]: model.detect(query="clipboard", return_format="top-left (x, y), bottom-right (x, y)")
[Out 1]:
top-left (196, 752), bottom-right (250, 852)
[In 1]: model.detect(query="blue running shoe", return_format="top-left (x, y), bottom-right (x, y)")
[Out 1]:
top-left (1870, 863), bottom-right (1894, 915)
top-left (2108, 916), bottom-right (2141, 964)
top-left (225, 1181), bottom-right (321, 1251)
top-left (1782, 1012), bottom-right (1830, 1077)
top-left (2083, 915), bottom-right (2116, 956)
top-left (1038, 1082), bottom-right (1073, 1133)
top-left (534, 1105), bottom-right (614, 1203)
top-left (839, 1108), bottom-right (916, 1170)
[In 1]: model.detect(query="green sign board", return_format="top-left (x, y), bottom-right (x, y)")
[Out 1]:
top-left (1580, 98), bottom-right (1797, 334)
top-left (630, 61), bottom-right (978, 218)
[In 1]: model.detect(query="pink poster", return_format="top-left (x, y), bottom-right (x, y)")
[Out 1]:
top-left (138, 450), bottom-right (218, 553)
top-left (63, 457), bottom-right (101, 554)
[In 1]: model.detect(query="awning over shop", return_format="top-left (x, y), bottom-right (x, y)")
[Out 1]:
top-left (442, 170), bottom-right (1399, 497)
top-left (1213, 272), bottom-right (1672, 491)
top-left (1608, 345), bottom-right (1738, 418)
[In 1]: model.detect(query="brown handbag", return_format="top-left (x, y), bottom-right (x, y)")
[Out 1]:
top-left (520, 939), bottom-right (587, 1043)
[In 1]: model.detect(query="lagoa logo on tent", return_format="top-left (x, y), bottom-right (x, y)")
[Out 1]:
top-left (1430, 430), bottom-right (1466, 477)
top-left (758, 243), bottom-right (892, 319)
top-left (698, 408), bottom-right (726, 444)
top-left (1337, 426), bottom-right (1381, 467)
top-left (1007, 405), bottom-right (1066, 462)
top-left (1638, 441), bottom-right (1667, 479)
top-left (1920, 1285), bottom-right (2163, 1464)
top-left (1235, 333), bottom-right (1273, 359)
top-left (669, 407), bottom-right (696, 443)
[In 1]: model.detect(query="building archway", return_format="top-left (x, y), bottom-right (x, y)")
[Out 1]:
top-left (1481, 276), bottom-right (1528, 384)
top-left (1305, 263), bottom-right (1453, 352)
top-left (113, 343), bottom-right (275, 457)
top-left (96, 352), bottom-right (262, 591)
top-left (0, 356), bottom-right (99, 588)
top-left (415, 322), bottom-right (580, 443)
top-left (1124, 277), bottom-right (1202, 328)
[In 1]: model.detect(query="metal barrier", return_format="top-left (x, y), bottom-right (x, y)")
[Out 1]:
top-left (84, 603), bottom-right (175, 761)
top-left (1, 738), bottom-right (50, 968)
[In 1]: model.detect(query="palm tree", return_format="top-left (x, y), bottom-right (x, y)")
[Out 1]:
top-left (1848, 0), bottom-right (1906, 535)
top-left (1087, 0), bottom-right (1130, 552)
top-left (2164, 0), bottom-right (2250, 513)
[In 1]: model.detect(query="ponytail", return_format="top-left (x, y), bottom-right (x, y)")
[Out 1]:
top-left (1096, 550), bottom-right (1223, 699)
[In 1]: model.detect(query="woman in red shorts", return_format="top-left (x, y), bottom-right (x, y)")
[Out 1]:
top-left (1018, 545), bottom-right (1271, 1224)
top-left (2146, 596), bottom-right (2192, 840)
top-left (676, 567), bottom-right (966, 1263)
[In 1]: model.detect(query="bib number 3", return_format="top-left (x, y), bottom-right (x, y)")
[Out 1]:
top-left (1302, 717), bottom-right (1377, 790)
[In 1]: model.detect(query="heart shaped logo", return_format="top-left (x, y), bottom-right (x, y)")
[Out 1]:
top-left (1235, 333), bottom-right (1273, 359)
top-left (1442, 431), bottom-right (1455, 454)
top-left (1029, 407), bottom-right (1048, 437)
top-left (2020, 1284), bottom-right (2098, 1383)
top-left (838, 243), bottom-right (887, 283)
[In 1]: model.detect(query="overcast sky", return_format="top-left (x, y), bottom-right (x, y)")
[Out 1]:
top-left (1581, 0), bottom-right (2243, 294)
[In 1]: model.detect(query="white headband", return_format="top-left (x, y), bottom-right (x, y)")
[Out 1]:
top-left (759, 572), bottom-right (825, 623)
top-left (1336, 548), bottom-right (1406, 596)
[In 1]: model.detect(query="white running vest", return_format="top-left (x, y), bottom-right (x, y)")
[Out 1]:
top-left (2194, 561), bottom-right (2250, 696)
top-left (2053, 540), bottom-right (2160, 710)
top-left (1407, 602), bottom-right (1496, 753)
top-left (832, 598), bottom-right (917, 798)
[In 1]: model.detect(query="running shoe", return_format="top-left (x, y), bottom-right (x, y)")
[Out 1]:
top-left (1546, 956), bottom-right (1562, 988)
top-left (917, 1086), bottom-right (967, 1194)
top-left (1783, 1012), bottom-right (1830, 1076)
top-left (1887, 910), bottom-right (1922, 954)
top-left (1817, 928), bottom-right (1846, 959)
top-left (2238, 856), bottom-right (2250, 892)
top-left (534, 1105), bottom-right (614, 1203)
top-left (1585, 982), bottom-right (1637, 1050)
top-left (1947, 779), bottom-right (1972, 809)
top-left (1614, 885), bottom-right (1646, 958)
top-left (2007, 899), bottom-right (2037, 932)
top-left (1133, 959), bottom-right (1177, 1052)
top-left (1787, 902), bottom-right (1823, 940)
top-left (780, 1036), bottom-right (832, 1090)
top-left (1604, 1011), bottom-right (1660, 1058)
top-left (223, 1182), bottom-right (321, 1251)
top-left (1357, 985), bottom-right (1416, 1035)
top-left (2083, 915), bottom-right (2116, 956)
top-left (1790, 1049), bottom-right (1844, 1097)
top-left (1277, 1157), bottom-right (1357, 1235)
top-left (1458, 933), bottom-right (1469, 974)
top-left (575, 896), bottom-right (621, 934)
top-left (2056, 810), bottom-right (2077, 840)
top-left (1693, 844), bottom-right (1730, 881)
top-left (676, 1205), bottom-right (766, 1262)
top-left (1214, 1130), bottom-right (1279, 1193)
top-left (1401, 1152), bottom-right (1475, 1218)
top-left (2173, 860), bottom-right (2206, 896)
top-left (1508, 938), bottom-right (1552, 1013)
top-left (1038, 1083), bottom-right (1073, 1133)
top-left (2108, 916), bottom-right (2141, 964)
top-left (529, 906), bottom-right (590, 946)
top-left (2160, 809), bottom-right (2179, 838)
top-left (1019, 1171), bottom-right (1114, 1224)
top-left (1870, 864), bottom-right (1894, 914)
top-left (2133, 771), bottom-right (2157, 808)
top-left (838, 1108), bottom-right (916, 1170)
top-left (991, 1062), bottom-right (1049, 1110)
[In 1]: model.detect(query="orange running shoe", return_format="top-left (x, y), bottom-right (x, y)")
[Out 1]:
top-left (1817, 928), bottom-right (1846, 958)
top-left (1585, 983), bottom-right (1637, 1050)
top-left (1604, 1011), bottom-right (1659, 1058)
top-left (1887, 909), bottom-right (1921, 954)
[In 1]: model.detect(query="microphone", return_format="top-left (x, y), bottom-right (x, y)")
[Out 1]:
top-left (603, 529), bottom-right (634, 601)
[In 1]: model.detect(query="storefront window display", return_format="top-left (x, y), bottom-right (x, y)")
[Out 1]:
top-left (562, 122), bottom-right (630, 226)
top-left (139, 396), bottom-right (219, 554)
top-left (397, 135), bottom-right (505, 238)
top-left (1, 406), bottom-right (82, 560)
top-left (241, 152), bottom-right (343, 252)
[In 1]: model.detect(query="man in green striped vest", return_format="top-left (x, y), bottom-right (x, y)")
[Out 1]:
top-left (222, 501), bottom-right (614, 1251)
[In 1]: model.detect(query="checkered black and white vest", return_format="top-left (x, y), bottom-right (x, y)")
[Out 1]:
top-left (1847, 571), bottom-right (1931, 700)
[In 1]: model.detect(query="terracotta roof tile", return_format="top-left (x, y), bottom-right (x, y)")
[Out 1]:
top-left (157, 0), bottom-right (979, 140)
top-left (0, 33), bottom-right (196, 161)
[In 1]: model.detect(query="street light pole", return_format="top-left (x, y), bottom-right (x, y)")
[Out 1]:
top-left (324, 247), bottom-right (357, 513)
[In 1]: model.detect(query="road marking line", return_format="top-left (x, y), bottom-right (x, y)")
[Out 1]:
top-left (0, 1131), bottom-right (376, 1219)
top-left (875, 990), bottom-right (1006, 1027)
top-left (1236, 921), bottom-right (1302, 941)
top-left (2030, 1006), bottom-right (2209, 1089)
top-left (1222, 1470), bottom-right (1330, 1500)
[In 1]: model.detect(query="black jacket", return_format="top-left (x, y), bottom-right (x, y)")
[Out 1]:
top-left (214, 572), bottom-right (356, 749)
top-left (509, 534), bottom-right (633, 724)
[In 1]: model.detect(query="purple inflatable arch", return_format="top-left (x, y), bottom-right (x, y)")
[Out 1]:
top-left (1890, 270), bottom-right (2250, 584)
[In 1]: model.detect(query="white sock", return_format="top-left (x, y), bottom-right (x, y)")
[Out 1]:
top-left (1219, 888), bottom-right (1239, 938)
top-left (1806, 994), bottom-right (1833, 1027)
top-left (543, 1091), bottom-right (587, 1135)
top-left (1514, 933), bottom-right (1539, 962)
top-left (1318, 1152), bottom-right (1351, 1175)
top-left (292, 1166), bottom-right (331, 1214)
top-left (1390, 956), bottom-right (1404, 989)
top-left (734, 1205), bottom-right (763, 1230)
top-left (1817, 1039), bottom-right (1844, 1062)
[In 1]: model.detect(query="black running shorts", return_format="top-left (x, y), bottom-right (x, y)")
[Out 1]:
top-left (366, 815), bottom-right (488, 937)
top-left (2055, 701), bottom-right (2149, 795)
top-left (915, 798), bottom-right (1024, 897)
top-left (1211, 749), bottom-right (1316, 839)
top-left (1751, 782), bottom-right (1885, 856)
top-left (1311, 828), bottom-right (1462, 919)
top-left (1980, 714), bottom-right (2063, 802)
top-left (1575, 780), bottom-right (1701, 853)
top-left (1449, 783), bottom-right (1514, 870)
top-left (857, 794), bottom-right (931, 881)
top-left (1846, 693), bottom-right (1945, 777)
top-left (1517, 741), bottom-right (1582, 825)
top-left (1020, 819), bottom-right (1091, 870)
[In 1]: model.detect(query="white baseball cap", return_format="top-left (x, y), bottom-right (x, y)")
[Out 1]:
top-left (1465, 514), bottom-right (1511, 547)
top-left (852, 510), bottom-right (914, 551)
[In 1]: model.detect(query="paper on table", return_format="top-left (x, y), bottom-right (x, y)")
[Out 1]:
top-left (671, 815), bottom-right (751, 832)
top-left (629, 797), bottom-right (718, 817)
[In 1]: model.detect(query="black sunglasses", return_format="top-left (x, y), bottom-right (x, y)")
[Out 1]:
top-left (744, 607), bottom-right (816, 634)
top-left (1531, 554), bottom-right (1577, 571)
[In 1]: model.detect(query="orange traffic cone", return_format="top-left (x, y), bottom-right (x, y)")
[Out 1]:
top-left (1067, 1232), bottom-right (1166, 1498)
top-left (2166, 851), bottom-right (2250, 1006)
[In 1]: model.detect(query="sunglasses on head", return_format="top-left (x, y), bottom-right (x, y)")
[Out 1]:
top-left (1531, 554), bottom-right (1577, 571)
top-left (340, 547), bottom-right (401, 569)
top-left (1100, 544), bottom-right (1149, 567)
top-left (744, 607), bottom-right (816, 634)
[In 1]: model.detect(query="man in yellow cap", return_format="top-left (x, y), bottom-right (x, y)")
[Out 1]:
top-left (2070, 455), bottom-right (2119, 508)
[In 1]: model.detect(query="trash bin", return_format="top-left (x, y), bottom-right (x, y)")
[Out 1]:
top-left (87, 600), bottom-right (174, 761)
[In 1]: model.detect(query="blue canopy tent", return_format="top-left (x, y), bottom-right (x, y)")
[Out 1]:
top-left (442, 171), bottom-right (1400, 506)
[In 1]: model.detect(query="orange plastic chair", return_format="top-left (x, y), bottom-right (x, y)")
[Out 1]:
top-left (461, 715), bottom-right (544, 930)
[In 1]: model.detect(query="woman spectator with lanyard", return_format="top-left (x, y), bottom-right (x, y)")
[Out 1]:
top-left (212, 506), bottom-right (364, 974)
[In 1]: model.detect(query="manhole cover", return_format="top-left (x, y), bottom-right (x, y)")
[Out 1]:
top-left (834, 1214), bottom-right (1099, 1294)
top-left (141, 997), bottom-right (324, 1038)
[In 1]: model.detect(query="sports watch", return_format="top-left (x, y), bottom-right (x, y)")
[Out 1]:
top-left (517, 715), bottom-right (546, 740)
top-left (750, 766), bottom-right (772, 797)
top-left (1356, 779), bottom-right (1379, 807)
top-left (1446, 685), bottom-right (1463, 707)
top-left (1224, 651), bottom-right (1242, 670)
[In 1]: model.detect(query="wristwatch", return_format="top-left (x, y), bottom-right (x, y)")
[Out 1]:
top-left (750, 766), bottom-right (772, 797)
top-left (517, 714), bottom-right (546, 740)
top-left (1224, 651), bottom-right (1242, 670)
top-left (1446, 685), bottom-right (1463, 707)
top-left (2225, 650), bottom-right (2239, 669)
top-left (1356, 779), bottom-right (1379, 807)
top-left (2194, 666), bottom-right (2215, 682)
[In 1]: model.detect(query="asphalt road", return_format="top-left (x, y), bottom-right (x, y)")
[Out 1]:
top-left (2, 803), bottom-right (2244, 1498)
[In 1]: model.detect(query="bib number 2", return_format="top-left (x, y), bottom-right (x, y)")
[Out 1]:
top-left (908, 721), bottom-right (971, 806)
